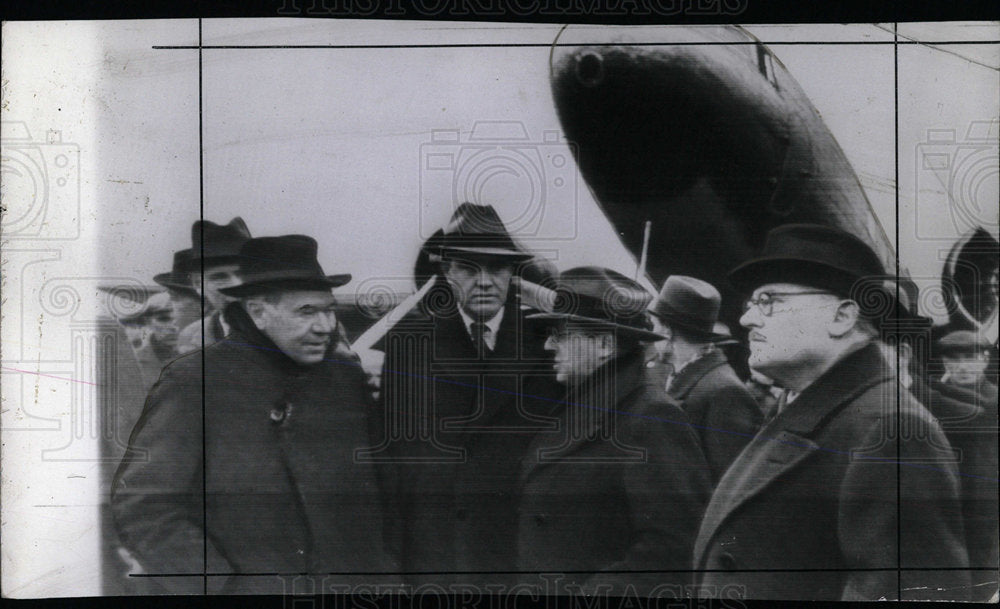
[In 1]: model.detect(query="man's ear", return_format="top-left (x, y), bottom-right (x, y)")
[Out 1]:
top-left (242, 299), bottom-right (268, 330)
top-left (828, 299), bottom-right (860, 338)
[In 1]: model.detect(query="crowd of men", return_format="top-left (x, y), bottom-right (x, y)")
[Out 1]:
top-left (109, 204), bottom-right (998, 600)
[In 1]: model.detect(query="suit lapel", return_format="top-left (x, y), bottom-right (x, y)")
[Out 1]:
top-left (692, 342), bottom-right (892, 567)
top-left (692, 424), bottom-right (820, 565)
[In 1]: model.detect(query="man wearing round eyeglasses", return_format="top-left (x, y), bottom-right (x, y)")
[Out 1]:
top-left (692, 224), bottom-right (970, 601)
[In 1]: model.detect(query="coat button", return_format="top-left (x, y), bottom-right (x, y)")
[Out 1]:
top-left (456, 508), bottom-right (468, 520)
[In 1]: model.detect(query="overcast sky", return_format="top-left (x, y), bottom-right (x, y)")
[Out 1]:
top-left (3, 20), bottom-right (997, 315)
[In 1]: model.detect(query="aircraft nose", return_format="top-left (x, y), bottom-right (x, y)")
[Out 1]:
top-left (575, 51), bottom-right (604, 87)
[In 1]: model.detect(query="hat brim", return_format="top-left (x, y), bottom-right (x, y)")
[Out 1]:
top-left (728, 257), bottom-right (859, 296)
top-left (153, 272), bottom-right (198, 296)
top-left (440, 245), bottom-right (533, 260)
top-left (713, 337), bottom-right (741, 347)
top-left (647, 309), bottom-right (723, 341)
top-left (527, 312), bottom-right (667, 342)
top-left (219, 274), bottom-right (352, 297)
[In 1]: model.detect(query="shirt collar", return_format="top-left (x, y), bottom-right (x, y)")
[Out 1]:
top-left (458, 306), bottom-right (505, 350)
top-left (671, 349), bottom-right (704, 376)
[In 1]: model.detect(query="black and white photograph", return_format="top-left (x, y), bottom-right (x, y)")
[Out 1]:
top-left (1, 11), bottom-right (998, 603)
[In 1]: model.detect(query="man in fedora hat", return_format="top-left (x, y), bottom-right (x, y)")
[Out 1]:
top-left (367, 202), bottom-right (561, 589)
top-left (515, 266), bottom-right (711, 596)
top-left (692, 224), bottom-right (969, 601)
top-left (112, 235), bottom-right (399, 594)
top-left (878, 283), bottom-right (998, 602)
top-left (647, 275), bottom-right (762, 483)
top-left (153, 247), bottom-right (202, 336)
top-left (175, 217), bottom-right (251, 354)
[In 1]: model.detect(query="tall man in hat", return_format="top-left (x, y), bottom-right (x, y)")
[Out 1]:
top-left (517, 267), bottom-right (711, 596)
top-left (112, 235), bottom-right (399, 594)
top-left (693, 224), bottom-right (970, 601)
top-left (647, 275), bottom-right (762, 483)
top-left (367, 202), bottom-right (561, 589)
top-left (175, 217), bottom-right (251, 354)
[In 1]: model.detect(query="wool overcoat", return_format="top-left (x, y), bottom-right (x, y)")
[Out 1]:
top-left (112, 311), bottom-right (399, 594)
top-left (516, 351), bottom-right (712, 597)
top-left (372, 279), bottom-right (561, 589)
top-left (693, 343), bottom-right (971, 601)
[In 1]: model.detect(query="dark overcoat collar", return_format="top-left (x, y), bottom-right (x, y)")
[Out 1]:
top-left (217, 302), bottom-right (312, 377)
top-left (521, 350), bottom-right (650, 475)
top-left (693, 341), bottom-right (891, 567)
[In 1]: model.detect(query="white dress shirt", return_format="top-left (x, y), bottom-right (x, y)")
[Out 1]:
top-left (457, 306), bottom-right (505, 351)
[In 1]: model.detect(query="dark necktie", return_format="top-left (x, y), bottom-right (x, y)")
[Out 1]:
top-left (471, 321), bottom-right (491, 356)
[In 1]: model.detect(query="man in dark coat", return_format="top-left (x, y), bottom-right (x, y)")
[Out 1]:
top-left (175, 217), bottom-right (250, 354)
top-left (518, 267), bottom-right (712, 597)
top-left (926, 377), bottom-right (999, 602)
top-left (647, 275), bottom-right (762, 483)
top-left (877, 283), bottom-right (997, 602)
top-left (693, 224), bottom-right (970, 601)
top-left (112, 235), bottom-right (398, 594)
top-left (365, 203), bottom-right (561, 590)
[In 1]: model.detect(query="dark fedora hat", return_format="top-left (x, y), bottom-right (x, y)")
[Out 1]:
top-left (219, 235), bottom-right (351, 297)
top-left (728, 224), bottom-right (886, 298)
top-left (179, 217), bottom-right (252, 272)
top-left (153, 248), bottom-right (197, 295)
top-left (527, 266), bottom-right (665, 342)
top-left (436, 202), bottom-right (532, 261)
top-left (649, 275), bottom-right (724, 340)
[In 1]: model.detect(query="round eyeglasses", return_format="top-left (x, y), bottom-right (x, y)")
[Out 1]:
top-left (743, 290), bottom-right (833, 317)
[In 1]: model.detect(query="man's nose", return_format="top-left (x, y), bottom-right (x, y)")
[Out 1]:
top-left (543, 335), bottom-right (557, 351)
top-left (739, 306), bottom-right (759, 329)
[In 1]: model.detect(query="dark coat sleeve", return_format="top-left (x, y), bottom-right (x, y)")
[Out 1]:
top-left (585, 391), bottom-right (712, 593)
top-left (837, 401), bottom-right (970, 601)
top-left (110, 357), bottom-right (232, 591)
top-left (693, 372), bottom-right (762, 481)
